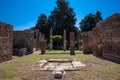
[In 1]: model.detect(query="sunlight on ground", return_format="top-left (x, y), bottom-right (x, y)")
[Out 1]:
top-left (0, 51), bottom-right (120, 80)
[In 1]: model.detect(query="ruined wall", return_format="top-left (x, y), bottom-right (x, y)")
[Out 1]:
top-left (33, 30), bottom-right (45, 50)
top-left (0, 22), bottom-right (13, 63)
top-left (70, 32), bottom-right (75, 55)
top-left (92, 21), bottom-right (104, 57)
top-left (101, 14), bottom-right (120, 62)
top-left (13, 29), bottom-right (34, 55)
top-left (82, 31), bottom-right (93, 53)
top-left (82, 14), bottom-right (120, 63)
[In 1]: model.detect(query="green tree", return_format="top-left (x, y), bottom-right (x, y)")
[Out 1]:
top-left (33, 14), bottom-right (51, 40)
top-left (50, 0), bottom-right (77, 40)
top-left (79, 11), bottom-right (102, 32)
top-left (96, 11), bottom-right (103, 22)
top-left (35, 14), bottom-right (48, 34)
top-left (52, 35), bottom-right (62, 49)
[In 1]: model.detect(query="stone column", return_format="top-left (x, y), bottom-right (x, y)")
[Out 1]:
top-left (50, 28), bottom-right (53, 50)
top-left (40, 40), bottom-right (46, 54)
top-left (78, 31), bottom-right (82, 50)
top-left (41, 33), bottom-right (45, 41)
top-left (63, 30), bottom-right (67, 51)
top-left (36, 29), bottom-right (39, 50)
top-left (33, 39), bottom-right (36, 51)
top-left (39, 32), bottom-right (41, 49)
top-left (70, 32), bottom-right (75, 55)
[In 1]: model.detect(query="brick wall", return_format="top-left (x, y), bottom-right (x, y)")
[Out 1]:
top-left (100, 14), bottom-right (120, 63)
top-left (13, 29), bottom-right (34, 55)
top-left (0, 22), bottom-right (13, 63)
top-left (82, 14), bottom-right (120, 63)
top-left (82, 31), bottom-right (93, 53)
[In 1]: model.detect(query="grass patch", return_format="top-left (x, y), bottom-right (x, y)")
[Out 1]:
top-left (0, 52), bottom-right (119, 80)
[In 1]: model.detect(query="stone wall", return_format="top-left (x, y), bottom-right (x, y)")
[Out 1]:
top-left (100, 14), bottom-right (120, 63)
top-left (82, 31), bottom-right (93, 53)
top-left (0, 22), bottom-right (13, 63)
top-left (82, 14), bottom-right (120, 63)
top-left (13, 29), bottom-right (34, 55)
top-left (33, 30), bottom-right (45, 50)
top-left (92, 21), bottom-right (103, 57)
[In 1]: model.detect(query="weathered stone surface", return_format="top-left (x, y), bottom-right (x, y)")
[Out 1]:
top-left (33, 39), bottom-right (37, 51)
top-left (35, 29), bottom-right (39, 50)
top-left (13, 48), bottom-right (19, 55)
top-left (0, 22), bottom-right (13, 63)
top-left (33, 30), bottom-right (45, 50)
top-left (101, 14), bottom-right (120, 63)
top-left (70, 32), bottom-right (75, 55)
top-left (72, 61), bottom-right (86, 68)
top-left (52, 68), bottom-right (66, 79)
top-left (50, 28), bottom-right (53, 50)
top-left (63, 30), bottom-right (67, 51)
top-left (40, 40), bottom-right (46, 54)
top-left (18, 48), bottom-right (27, 56)
top-left (92, 21), bottom-right (103, 56)
top-left (33, 59), bottom-right (86, 71)
top-left (82, 31), bottom-right (93, 53)
top-left (13, 29), bottom-right (34, 55)
top-left (82, 14), bottom-right (120, 63)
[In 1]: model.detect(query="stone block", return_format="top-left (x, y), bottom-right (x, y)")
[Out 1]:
top-left (18, 48), bottom-right (27, 56)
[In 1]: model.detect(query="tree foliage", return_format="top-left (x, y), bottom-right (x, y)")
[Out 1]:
top-left (79, 11), bottom-right (102, 32)
top-left (35, 14), bottom-right (47, 31)
top-left (50, 0), bottom-right (77, 40)
top-left (33, 14), bottom-right (51, 40)
top-left (52, 35), bottom-right (62, 49)
top-left (33, 0), bottom-right (77, 42)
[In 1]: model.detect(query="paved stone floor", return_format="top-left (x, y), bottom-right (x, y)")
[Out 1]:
top-left (32, 59), bottom-right (86, 71)
top-left (31, 59), bottom-right (86, 80)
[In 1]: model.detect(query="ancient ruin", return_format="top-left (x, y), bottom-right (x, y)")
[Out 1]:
top-left (82, 31), bottom-right (93, 53)
top-left (63, 30), bottom-right (67, 51)
top-left (78, 30), bottom-right (82, 50)
top-left (40, 40), bottom-right (46, 54)
top-left (70, 32), bottom-right (75, 55)
top-left (32, 59), bottom-right (86, 71)
top-left (50, 28), bottom-right (53, 50)
top-left (13, 29), bottom-right (34, 56)
top-left (82, 14), bottom-right (120, 63)
top-left (0, 22), bottom-right (13, 63)
top-left (35, 29), bottom-right (40, 50)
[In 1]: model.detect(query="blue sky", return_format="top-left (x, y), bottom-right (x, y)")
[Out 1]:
top-left (0, 0), bottom-right (120, 30)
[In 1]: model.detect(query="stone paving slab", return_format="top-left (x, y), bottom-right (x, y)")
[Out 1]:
top-left (32, 59), bottom-right (86, 71)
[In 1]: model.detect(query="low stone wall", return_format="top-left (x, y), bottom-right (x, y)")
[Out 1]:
top-left (0, 22), bottom-right (13, 63)
top-left (82, 14), bottom-right (120, 63)
top-left (13, 29), bottom-right (34, 55)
